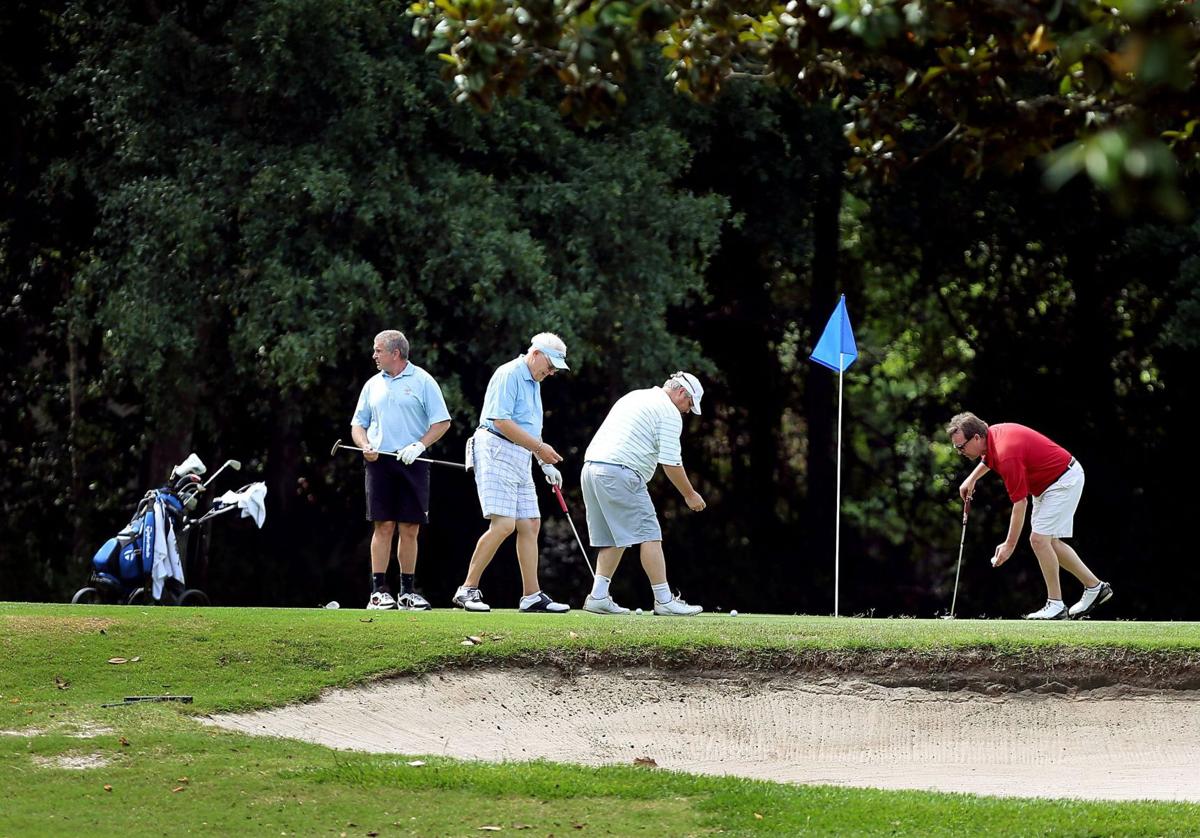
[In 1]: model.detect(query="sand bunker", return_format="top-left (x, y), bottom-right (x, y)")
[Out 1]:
top-left (208, 668), bottom-right (1200, 801)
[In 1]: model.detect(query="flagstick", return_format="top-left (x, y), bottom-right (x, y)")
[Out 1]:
top-left (835, 352), bottom-right (843, 617)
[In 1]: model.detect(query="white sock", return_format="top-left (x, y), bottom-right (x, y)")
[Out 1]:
top-left (520, 592), bottom-right (542, 608)
top-left (590, 575), bottom-right (611, 599)
top-left (651, 583), bottom-right (672, 605)
top-left (1049, 599), bottom-right (1065, 607)
top-left (1086, 582), bottom-right (1102, 591)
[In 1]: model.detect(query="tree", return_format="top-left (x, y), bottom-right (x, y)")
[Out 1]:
top-left (411, 0), bottom-right (1200, 212)
top-left (0, 0), bottom-right (726, 603)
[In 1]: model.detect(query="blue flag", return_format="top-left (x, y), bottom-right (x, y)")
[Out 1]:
top-left (809, 294), bottom-right (858, 373)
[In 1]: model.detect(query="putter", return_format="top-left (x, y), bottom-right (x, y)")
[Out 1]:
top-left (944, 495), bottom-right (973, 620)
top-left (330, 438), bottom-right (467, 470)
top-left (551, 485), bottom-right (597, 579)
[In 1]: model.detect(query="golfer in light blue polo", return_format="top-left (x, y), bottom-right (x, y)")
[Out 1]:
top-left (580, 372), bottom-right (707, 616)
top-left (451, 332), bottom-right (572, 613)
top-left (351, 329), bottom-right (451, 612)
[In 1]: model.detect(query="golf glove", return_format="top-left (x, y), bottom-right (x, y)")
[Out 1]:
top-left (399, 441), bottom-right (426, 465)
top-left (541, 463), bottom-right (563, 487)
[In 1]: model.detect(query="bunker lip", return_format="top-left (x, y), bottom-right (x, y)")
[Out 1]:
top-left (468, 646), bottom-right (1200, 693)
top-left (205, 650), bottom-right (1200, 803)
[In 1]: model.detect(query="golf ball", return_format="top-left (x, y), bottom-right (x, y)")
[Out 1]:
top-left (991, 557), bottom-right (999, 567)
top-left (729, 609), bottom-right (739, 617)
top-left (635, 607), bottom-right (643, 615)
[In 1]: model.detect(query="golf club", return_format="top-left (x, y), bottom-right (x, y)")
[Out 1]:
top-left (330, 438), bottom-right (467, 470)
top-left (944, 494), bottom-right (973, 620)
top-left (202, 458), bottom-right (242, 489)
top-left (551, 484), bottom-right (597, 579)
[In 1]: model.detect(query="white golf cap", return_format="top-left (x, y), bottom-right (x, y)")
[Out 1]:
top-left (670, 371), bottom-right (704, 415)
top-left (531, 338), bottom-right (569, 370)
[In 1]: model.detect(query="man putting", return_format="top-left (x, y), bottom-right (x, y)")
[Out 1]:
top-left (947, 412), bottom-right (1112, 620)
top-left (580, 372), bottom-right (707, 616)
top-left (451, 332), bottom-right (571, 613)
top-left (352, 330), bottom-right (451, 610)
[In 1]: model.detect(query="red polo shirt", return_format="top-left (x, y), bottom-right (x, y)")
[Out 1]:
top-left (982, 423), bottom-right (1073, 502)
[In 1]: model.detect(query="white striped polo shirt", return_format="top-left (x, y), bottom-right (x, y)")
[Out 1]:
top-left (584, 387), bottom-right (683, 484)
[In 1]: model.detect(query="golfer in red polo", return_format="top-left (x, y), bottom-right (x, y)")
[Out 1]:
top-left (947, 412), bottom-right (1112, 620)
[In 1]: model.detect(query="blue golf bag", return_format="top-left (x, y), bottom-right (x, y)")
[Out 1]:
top-left (86, 489), bottom-right (187, 604)
top-left (72, 455), bottom-right (262, 606)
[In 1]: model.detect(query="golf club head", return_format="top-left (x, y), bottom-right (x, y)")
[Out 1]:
top-left (940, 614), bottom-right (956, 620)
top-left (227, 459), bottom-right (242, 471)
top-left (330, 439), bottom-right (343, 457)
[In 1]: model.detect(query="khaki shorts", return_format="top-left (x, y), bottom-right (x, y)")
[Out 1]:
top-left (581, 461), bottom-right (662, 548)
top-left (1031, 461), bottom-right (1085, 538)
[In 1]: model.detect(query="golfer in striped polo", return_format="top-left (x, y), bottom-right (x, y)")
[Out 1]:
top-left (580, 372), bottom-right (707, 616)
top-left (451, 333), bottom-right (571, 613)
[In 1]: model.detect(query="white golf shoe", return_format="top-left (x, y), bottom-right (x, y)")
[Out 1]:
top-left (451, 585), bottom-right (491, 613)
top-left (519, 591), bottom-right (570, 613)
top-left (397, 591), bottom-right (432, 611)
top-left (583, 595), bottom-right (631, 615)
top-left (366, 591), bottom-right (398, 610)
top-left (1068, 582), bottom-right (1113, 618)
top-left (653, 595), bottom-right (703, 616)
top-left (1023, 599), bottom-right (1068, 620)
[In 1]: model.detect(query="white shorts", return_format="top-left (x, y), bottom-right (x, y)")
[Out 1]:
top-left (581, 461), bottom-right (662, 548)
top-left (472, 429), bottom-right (540, 520)
top-left (1030, 460), bottom-right (1085, 538)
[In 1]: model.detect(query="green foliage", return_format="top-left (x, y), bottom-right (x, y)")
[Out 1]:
top-left (0, 0), bottom-right (725, 600)
top-left (411, 0), bottom-right (1200, 212)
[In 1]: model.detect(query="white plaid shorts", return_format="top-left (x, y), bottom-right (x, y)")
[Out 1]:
top-left (472, 428), bottom-right (540, 520)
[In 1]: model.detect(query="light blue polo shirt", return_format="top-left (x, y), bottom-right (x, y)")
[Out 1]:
top-left (480, 355), bottom-right (543, 439)
top-left (351, 362), bottom-right (451, 452)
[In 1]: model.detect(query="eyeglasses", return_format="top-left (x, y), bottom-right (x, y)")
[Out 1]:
top-left (953, 436), bottom-right (973, 452)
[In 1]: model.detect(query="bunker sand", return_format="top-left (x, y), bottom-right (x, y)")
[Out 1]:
top-left (208, 667), bottom-right (1200, 801)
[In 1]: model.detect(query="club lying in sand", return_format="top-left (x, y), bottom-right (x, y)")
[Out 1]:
top-left (330, 438), bottom-right (466, 470)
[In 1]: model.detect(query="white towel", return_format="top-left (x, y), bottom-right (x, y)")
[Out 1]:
top-left (216, 482), bottom-right (268, 528)
top-left (151, 499), bottom-right (184, 600)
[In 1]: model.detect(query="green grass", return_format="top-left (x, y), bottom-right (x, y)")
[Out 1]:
top-left (3, 603), bottom-right (1200, 836)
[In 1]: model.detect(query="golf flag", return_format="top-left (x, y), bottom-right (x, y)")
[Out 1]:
top-left (808, 294), bottom-right (858, 617)
top-left (809, 294), bottom-right (858, 372)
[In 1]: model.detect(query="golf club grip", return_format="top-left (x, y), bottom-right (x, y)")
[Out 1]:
top-left (553, 485), bottom-right (568, 512)
top-left (963, 495), bottom-right (972, 523)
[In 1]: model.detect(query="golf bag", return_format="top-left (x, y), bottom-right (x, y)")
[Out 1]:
top-left (83, 485), bottom-right (189, 604)
top-left (72, 455), bottom-right (265, 606)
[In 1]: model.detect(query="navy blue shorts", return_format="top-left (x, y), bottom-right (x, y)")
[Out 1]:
top-left (364, 458), bottom-right (430, 523)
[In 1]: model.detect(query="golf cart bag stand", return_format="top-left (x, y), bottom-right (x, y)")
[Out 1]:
top-left (72, 454), bottom-right (264, 606)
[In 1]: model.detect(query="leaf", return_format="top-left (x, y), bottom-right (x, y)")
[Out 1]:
top-left (568, 631), bottom-right (579, 639)
top-left (130, 657), bottom-right (141, 663)
top-left (104, 784), bottom-right (113, 792)
top-left (171, 786), bottom-right (186, 793)
top-left (477, 827), bottom-right (503, 832)
top-left (754, 813), bottom-right (764, 819)
top-left (54, 676), bottom-right (69, 690)
top-left (406, 760), bottom-right (426, 767)
top-left (633, 756), bottom-right (657, 767)
top-left (107, 658), bottom-right (128, 665)
top-left (467, 635), bottom-right (483, 644)
top-left (119, 736), bottom-right (130, 747)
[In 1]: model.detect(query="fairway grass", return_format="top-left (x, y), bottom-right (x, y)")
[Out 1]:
top-left (4, 603), bottom-right (1200, 836)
